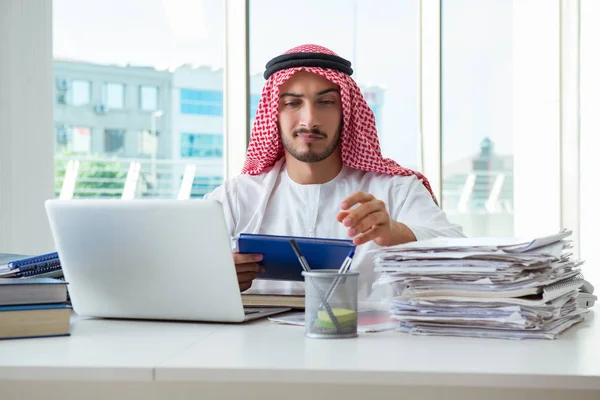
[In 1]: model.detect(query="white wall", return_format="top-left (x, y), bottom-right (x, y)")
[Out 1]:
top-left (0, 0), bottom-right (55, 254)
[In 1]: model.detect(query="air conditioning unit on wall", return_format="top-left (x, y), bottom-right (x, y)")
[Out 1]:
top-left (56, 78), bottom-right (69, 91)
top-left (94, 103), bottom-right (108, 115)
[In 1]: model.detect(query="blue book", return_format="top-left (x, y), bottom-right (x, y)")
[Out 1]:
top-left (237, 233), bottom-right (355, 281)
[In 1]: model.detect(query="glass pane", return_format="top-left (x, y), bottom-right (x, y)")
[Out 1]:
top-left (71, 127), bottom-right (92, 153)
top-left (441, 0), bottom-right (514, 237)
top-left (249, 0), bottom-right (420, 170)
top-left (71, 80), bottom-right (90, 106)
top-left (138, 130), bottom-right (157, 156)
top-left (104, 129), bottom-right (125, 153)
top-left (53, 0), bottom-right (225, 198)
top-left (580, 0), bottom-right (600, 284)
top-left (140, 86), bottom-right (158, 111)
top-left (104, 83), bottom-right (125, 109)
top-left (180, 133), bottom-right (223, 159)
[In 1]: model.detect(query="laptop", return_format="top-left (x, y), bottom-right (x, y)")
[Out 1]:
top-left (44, 199), bottom-right (290, 323)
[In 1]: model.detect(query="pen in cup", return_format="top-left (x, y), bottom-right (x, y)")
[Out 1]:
top-left (338, 249), bottom-right (355, 274)
top-left (325, 249), bottom-right (355, 302)
top-left (288, 239), bottom-right (311, 272)
top-left (289, 239), bottom-right (342, 333)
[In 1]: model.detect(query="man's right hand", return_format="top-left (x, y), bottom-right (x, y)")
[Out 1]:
top-left (232, 253), bottom-right (264, 292)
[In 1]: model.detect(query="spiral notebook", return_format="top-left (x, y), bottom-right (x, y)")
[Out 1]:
top-left (0, 252), bottom-right (62, 278)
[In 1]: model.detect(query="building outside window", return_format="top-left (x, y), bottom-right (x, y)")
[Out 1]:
top-left (103, 82), bottom-right (125, 109)
top-left (104, 129), bottom-right (125, 153)
top-left (180, 133), bottom-right (223, 158)
top-left (180, 89), bottom-right (223, 116)
top-left (140, 85), bottom-right (158, 111)
top-left (55, 125), bottom-right (91, 153)
top-left (71, 80), bottom-right (91, 106)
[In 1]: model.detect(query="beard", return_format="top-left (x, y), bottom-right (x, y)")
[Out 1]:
top-left (281, 127), bottom-right (341, 163)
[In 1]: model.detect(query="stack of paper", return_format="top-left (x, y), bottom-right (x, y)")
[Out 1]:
top-left (372, 229), bottom-right (590, 339)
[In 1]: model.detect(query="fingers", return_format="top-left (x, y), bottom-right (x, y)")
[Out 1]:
top-left (237, 271), bottom-right (259, 283)
top-left (236, 262), bottom-right (264, 274)
top-left (237, 264), bottom-right (263, 293)
top-left (340, 191), bottom-right (374, 210)
top-left (347, 211), bottom-right (388, 237)
top-left (239, 280), bottom-right (252, 292)
top-left (352, 226), bottom-right (383, 246)
top-left (233, 252), bottom-right (263, 265)
top-left (233, 253), bottom-right (265, 292)
top-left (340, 200), bottom-right (385, 228)
top-left (336, 210), bottom-right (350, 223)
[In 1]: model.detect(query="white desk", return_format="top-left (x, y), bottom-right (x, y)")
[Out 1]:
top-left (1, 312), bottom-right (599, 400)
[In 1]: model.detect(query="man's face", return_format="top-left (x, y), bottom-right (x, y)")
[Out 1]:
top-left (277, 71), bottom-right (342, 163)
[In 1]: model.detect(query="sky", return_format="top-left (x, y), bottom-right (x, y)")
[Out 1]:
top-left (53, 0), bottom-right (513, 171)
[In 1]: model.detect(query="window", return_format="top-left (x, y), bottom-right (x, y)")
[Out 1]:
top-left (138, 130), bottom-right (158, 156)
top-left (580, 0), bottom-right (600, 284)
top-left (103, 82), bottom-right (125, 109)
top-left (53, 0), bottom-right (226, 199)
top-left (55, 125), bottom-right (91, 154)
top-left (249, 0), bottom-right (420, 170)
top-left (55, 78), bottom-right (90, 106)
top-left (441, 0), bottom-right (514, 237)
top-left (104, 129), bottom-right (125, 153)
top-left (180, 133), bottom-right (223, 158)
top-left (180, 89), bottom-right (223, 116)
top-left (71, 80), bottom-right (91, 106)
top-left (140, 85), bottom-right (158, 111)
top-left (71, 127), bottom-right (92, 153)
top-left (190, 176), bottom-right (223, 198)
top-left (250, 94), bottom-right (260, 120)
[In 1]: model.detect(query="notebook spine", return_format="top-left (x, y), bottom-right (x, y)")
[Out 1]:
top-left (544, 273), bottom-right (585, 293)
top-left (17, 263), bottom-right (62, 278)
top-left (20, 259), bottom-right (61, 273)
top-left (9, 252), bottom-right (60, 270)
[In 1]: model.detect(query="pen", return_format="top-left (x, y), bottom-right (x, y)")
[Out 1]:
top-left (326, 249), bottom-right (355, 302)
top-left (289, 239), bottom-right (312, 272)
top-left (289, 239), bottom-right (342, 332)
top-left (337, 249), bottom-right (355, 274)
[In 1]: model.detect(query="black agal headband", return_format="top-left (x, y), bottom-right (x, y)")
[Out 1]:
top-left (263, 52), bottom-right (353, 80)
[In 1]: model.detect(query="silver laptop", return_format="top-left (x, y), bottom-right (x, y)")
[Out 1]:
top-left (44, 199), bottom-right (290, 322)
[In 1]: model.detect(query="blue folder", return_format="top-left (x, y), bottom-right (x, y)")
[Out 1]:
top-left (237, 233), bottom-right (355, 281)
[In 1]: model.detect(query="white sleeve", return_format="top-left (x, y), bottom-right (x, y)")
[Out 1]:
top-left (203, 180), bottom-right (239, 248)
top-left (394, 177), bottom-right (466, 240)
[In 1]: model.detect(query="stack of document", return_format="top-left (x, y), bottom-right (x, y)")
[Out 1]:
top-left (372, 229), bottom-right (589, 339)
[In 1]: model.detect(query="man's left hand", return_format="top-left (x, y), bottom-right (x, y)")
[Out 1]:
top-left (337, 191), bottom-right (416, 246)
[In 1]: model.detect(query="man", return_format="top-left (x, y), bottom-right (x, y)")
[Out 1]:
top-left (205, 44), bottom-right (464, 294)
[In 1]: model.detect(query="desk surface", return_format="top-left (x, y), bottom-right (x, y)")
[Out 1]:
top-left (1, 311), bottom-right (599, 390)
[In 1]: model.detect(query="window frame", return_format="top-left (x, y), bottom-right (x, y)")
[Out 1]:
top-left (102, 81), bottom-right (126, 110)
top-left (1, 0), bottom-right (582, 254)
top-left (139, 85), bottom-right (159, 111)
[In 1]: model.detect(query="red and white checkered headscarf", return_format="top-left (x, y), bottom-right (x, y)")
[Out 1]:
top-left (242, 44), bottom-right (437, 203)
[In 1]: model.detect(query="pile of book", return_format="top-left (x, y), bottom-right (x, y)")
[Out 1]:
top-left (0, 252), bottom-right (70, 340)
top-left (372, 230), bottom-right (593, 340)
top-left (0, 277), bottom-right (71, 340)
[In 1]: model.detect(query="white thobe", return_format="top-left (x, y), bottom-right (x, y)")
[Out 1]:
top-left (204, 158), bottom-right (465, 300)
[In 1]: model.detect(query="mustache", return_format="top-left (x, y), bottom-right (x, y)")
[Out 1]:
top-left (293, 128), bottom-right (326, 137)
